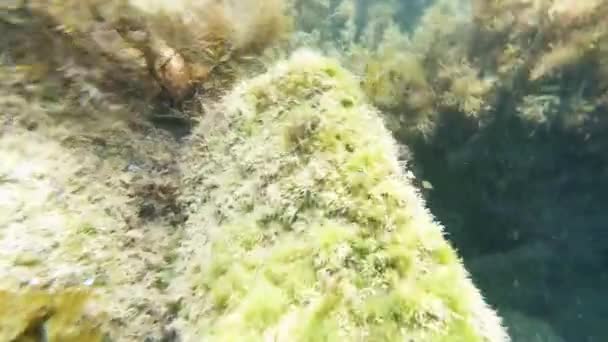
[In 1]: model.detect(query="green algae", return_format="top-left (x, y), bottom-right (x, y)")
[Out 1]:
top-left (0, 288), bottom-right (105, 342)
top-left (176, 49), bottom-right (509, 341)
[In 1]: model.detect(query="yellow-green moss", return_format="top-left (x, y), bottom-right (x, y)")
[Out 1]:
top-left (0, 288), bottom-right (105, 342)
top-left (177, 49), bottom-right (509, 341)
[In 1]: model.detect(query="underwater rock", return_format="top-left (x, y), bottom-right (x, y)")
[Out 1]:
top-left (0, 288), bottom-right (106, 341)
top-left (0, 52), bottom-right (184, 341)
top-left (175, 49), bottom-right (510, 341)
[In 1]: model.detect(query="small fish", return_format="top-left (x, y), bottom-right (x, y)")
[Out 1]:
top-left (422, 180), bottom-right (433, 190)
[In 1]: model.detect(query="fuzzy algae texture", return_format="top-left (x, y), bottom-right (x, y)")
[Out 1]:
top-left (0, 50), bottom-right (183, 341)
top-left (0, 288), bottom-right (104, 341)
top-left (176, 49), bottom-right (509, 341)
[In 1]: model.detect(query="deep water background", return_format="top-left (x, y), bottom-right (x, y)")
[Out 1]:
top-left (356, 1), bottom-right (608, 341)
top-left (410, 107), bottom-right (608, 342)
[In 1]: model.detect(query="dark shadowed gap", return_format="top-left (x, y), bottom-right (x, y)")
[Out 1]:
top-left (403, 106), bottom-right (608, 342)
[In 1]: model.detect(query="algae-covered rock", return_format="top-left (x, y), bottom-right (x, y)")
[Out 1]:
top-left (0, 35), bottom-right (184, 341)
top-left (176, 49), bottom-right (509, 341)
top-left (0, 288), bottom-right (105, 342)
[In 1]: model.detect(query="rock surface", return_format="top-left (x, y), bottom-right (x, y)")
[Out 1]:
top-left (174, 49), bottom-right (509, 341)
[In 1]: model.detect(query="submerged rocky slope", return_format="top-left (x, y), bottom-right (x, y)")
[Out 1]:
top-left (0, 18), bottom-right (508, 342)
top-left (173, 50), bottom-right (508, 341)
top-left (6, 0), bottom-right (607, 340)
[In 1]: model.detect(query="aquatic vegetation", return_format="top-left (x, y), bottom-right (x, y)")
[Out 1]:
top-left (285, 0), bottom-right (607, 139)
top-left (0, 288), bottom-right (105, 341)
top-left (4, 0), bottom-right (608, 340)
top-left (0, 49), bottom-right (185, 341)
top-left (287, 0), bottom-right (492, 139)
top-left (359, 46), bottom-right (437, 137)
top-left (176, 49), bottom-right (509, 341)
top-left (437, 60), bottom-right (495, 119)
top-left (2, 4), bottom-right (512, 339)
top-left (16, 0), bottom-right (293, 104)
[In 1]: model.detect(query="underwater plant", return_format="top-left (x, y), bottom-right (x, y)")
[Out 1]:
top-left (14, 0), bottom-right (293, 105)
top-left (5, 0), bottom-right (608, 340)
top-left (286, 0), bottom-right (608, 139)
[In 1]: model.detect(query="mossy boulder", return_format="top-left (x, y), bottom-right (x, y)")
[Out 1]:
top-left (175, 49), bottom-right (510, 341)
top-left (0, 45), bottom-right (183, 341)
top-left (0, 288), bottom-right (105, 341)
